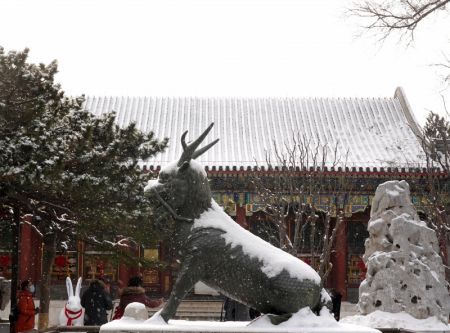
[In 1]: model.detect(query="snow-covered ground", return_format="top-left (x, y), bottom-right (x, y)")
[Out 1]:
top-left (341, 311), bottom-right (450, 331)
top-left (3, 300), bottom-right (449, 332)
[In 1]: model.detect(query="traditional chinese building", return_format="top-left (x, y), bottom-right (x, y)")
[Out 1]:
top-left (1, 87), bottom-right (445, 302)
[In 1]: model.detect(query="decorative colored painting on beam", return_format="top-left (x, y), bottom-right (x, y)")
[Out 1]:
top-left (142, 248), bottom-right (160, 285)
top-left (84, 253), bottom-right (116, 281)
top-left (212, 191), bottom-right (428, 218)
top-left (51, 252), bottom-right (77, 279)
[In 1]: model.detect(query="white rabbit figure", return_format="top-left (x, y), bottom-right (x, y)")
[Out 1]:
top-left (59, 277), bottom-right (84, 326)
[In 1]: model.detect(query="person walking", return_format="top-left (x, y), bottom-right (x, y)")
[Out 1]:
top-left (112, 276), bottom-right (162, 320)
top-left (15, 280), bottom-right (38, 333)
top-left (81, 279), bottom-right (113, 325)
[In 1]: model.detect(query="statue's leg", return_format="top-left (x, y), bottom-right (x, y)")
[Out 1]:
top-left (267, 313), bottom-right (293, 325)
top-left (160, 265), bottom-right (199, 322)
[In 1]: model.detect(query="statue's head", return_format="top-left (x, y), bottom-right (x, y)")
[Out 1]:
top-left (145, 123), bottom-right (219, 222)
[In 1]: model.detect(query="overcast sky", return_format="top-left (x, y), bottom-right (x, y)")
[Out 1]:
top-left (1, 0), bottom-right (449, 126)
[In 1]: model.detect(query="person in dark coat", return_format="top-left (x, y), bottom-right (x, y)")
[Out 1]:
top-left (112, 276), bottom-right (162, 320)
top-left (81, 279), bottom-right (113, 325)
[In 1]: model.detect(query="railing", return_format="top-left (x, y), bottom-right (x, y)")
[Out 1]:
top-left (0, 321), bottom-right (428, 333)
top-left (39, 326), bottom-right (100, 333)
top-left (36, 325), bottom-right (427, 333)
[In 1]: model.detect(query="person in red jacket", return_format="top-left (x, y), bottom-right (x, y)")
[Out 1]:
top-left (112, 276), bottom-right (163, 320)
top-left (15, 280), bottom-right (38, 333)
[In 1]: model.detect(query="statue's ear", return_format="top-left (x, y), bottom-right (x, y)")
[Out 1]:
top-left (179, 161), bottom-right (190, 172)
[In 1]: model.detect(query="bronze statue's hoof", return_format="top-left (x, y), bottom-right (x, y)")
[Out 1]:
top-left (248, 313), bottom-right (293, 326)
top-left (267, 313), bottom-right (293, 325)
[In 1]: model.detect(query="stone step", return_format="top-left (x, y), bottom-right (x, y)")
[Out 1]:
top-left (151, 314), bottom-right (222, 321)
top-left (173, 307), bottom-right (223, 313)
top-left (149, 308), bottom-right (223, 315)
top-left (340, 302), bottom-right (358, 318)
top-left (147, 301), bottom-right (223, 310)
top-left (177, 302), bottom-right (223, 310)
top-left (160, 312), bottom-right (222, 318)
top-left (147, 301), bottom-right (224, 321)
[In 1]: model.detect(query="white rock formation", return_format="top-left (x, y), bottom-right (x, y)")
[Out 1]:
top-left (358, 180), bottom-right (450, 322)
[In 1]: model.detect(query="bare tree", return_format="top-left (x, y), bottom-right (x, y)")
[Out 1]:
top-left (349, 0), bottom-right (450, 85)
top-left (252, 134), bottom-right (350, 285)
top-left (349, 0), bottom-right (450, 40)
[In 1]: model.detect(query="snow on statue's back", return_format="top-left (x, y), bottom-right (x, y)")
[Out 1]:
top-left (145, 123), bottom-right (330, 325)
top-left (59, 277), bottom-right (84, 326)
top-left (194, 200), bottom-right (319, 282)
top-left (359, 180), bottom-right (450, 323)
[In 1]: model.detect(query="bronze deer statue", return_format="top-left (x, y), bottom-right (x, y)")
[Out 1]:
top-left (145, 123), bottom-right (330, 323)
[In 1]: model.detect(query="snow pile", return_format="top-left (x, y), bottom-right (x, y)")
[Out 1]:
top-left (359, 180), bottom-right (450, 322)
top-left (341, 310), bottom-right (450, 330)
top-left (193, 200), bottom-right (320, 283)
top-left (123, 302), bottom-right (149, 321)
top-left (248, 308), bottom-right (338, 328)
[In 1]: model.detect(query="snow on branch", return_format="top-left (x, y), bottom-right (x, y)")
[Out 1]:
top-left (21, 214), bottom-right (43, 237)
top-left (86, 236), bottom-right (136, 249)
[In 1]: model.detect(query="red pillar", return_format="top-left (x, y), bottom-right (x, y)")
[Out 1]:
top-left (30, 228), bottom-right (42, 283)
top-left (235, 205), bottom-right (248, 229)
top-left (118, 245), bottom-right (140, 287)
top-left (130, 265), bottom-right (140, 278)
top-left (19, 220), bottom-right (42, 284)
top-left (333, 219), bottom-right (348, 300)
top-left (78, 241), bottom-right (84, 280)
top-left (118, 263), bottom-right (130, 288)
top-left (19, 223), bottom-right (32, 282)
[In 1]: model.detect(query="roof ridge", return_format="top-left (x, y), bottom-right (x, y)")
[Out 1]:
top-left (83, 95), bottom-right (398, 101)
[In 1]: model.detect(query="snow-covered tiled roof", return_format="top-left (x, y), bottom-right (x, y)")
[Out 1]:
top-left (83, 89), bottom-right (426, 169)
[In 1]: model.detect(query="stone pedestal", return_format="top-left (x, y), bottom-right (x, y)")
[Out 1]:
top-left (100, 304), bottom-right (380, 333)
top-left (100, 319), bottom-right (381, 333)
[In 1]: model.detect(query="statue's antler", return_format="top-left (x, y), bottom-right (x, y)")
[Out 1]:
top-left (178, 123), bottom-right (219, 166)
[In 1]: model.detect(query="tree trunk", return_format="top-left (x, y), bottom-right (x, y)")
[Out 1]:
top-left (319, 211), bottom-right (344, 285)
top-left (9, 207), bottom-right (20, 333)
top-left (38, 233), bottom-right (56, 330)
top-left (278, 217), bottom-right (287, 251)
top-left (292, 209), bottom-right (303, 256)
